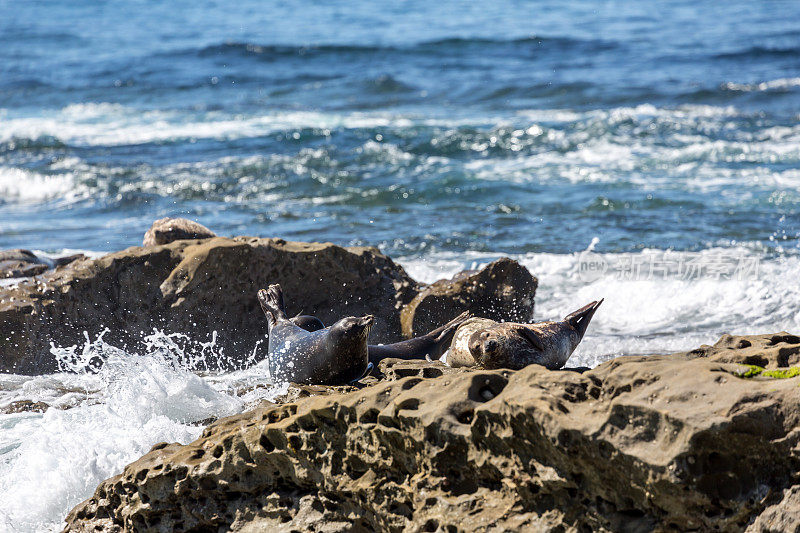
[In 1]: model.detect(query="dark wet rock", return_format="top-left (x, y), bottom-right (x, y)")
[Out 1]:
top-left (53, 254), bottom-right (87, 268)
top-left (0, 249), bottom-right (49, 279)
top-left (0, 249), bottom-right (88, 279)
top-left (400, 257), bottom-right (537, 337)
top-left (62, 334), bottom-right (800, 532)
top-left (0, 237), bottom-right (420, 373)
top-left (1, 400), bottom-right (49, 414)
top-left (142, 217), bottom-right (217, 246)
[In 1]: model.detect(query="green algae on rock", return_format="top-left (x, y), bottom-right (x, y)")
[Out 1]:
top-left (737, 365), bottom-right (800, 380)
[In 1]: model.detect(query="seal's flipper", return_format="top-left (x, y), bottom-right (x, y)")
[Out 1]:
top-left (258, 284), bottom-right (288, 330)
top-left (431, 311), bottom-right (471, 343)
top-left (349, 361), bottom-right (374, 384)
top-left (517, 327), bottom-right (546, 352)
top-left (564, 299), bottom-right (604, 339)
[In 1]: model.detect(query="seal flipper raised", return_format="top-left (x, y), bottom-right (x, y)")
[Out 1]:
top-left (257, 284), bottom-right (288, 331)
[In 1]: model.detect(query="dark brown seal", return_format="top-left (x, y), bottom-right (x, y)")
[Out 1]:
top-left (291, 312), bottom-right (470, 365)
top-left (447, 300), bottom-right (603, 370)
top-left (142, 217), bottom-right (216, 246)
top-left (259, 284), bottom-right (374, 385)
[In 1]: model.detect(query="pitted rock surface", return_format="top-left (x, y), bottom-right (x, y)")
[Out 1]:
top-left (63, 334), bottom-right (800, 532)
top-left (400, 257), bottom-right (538, 338)
top-left (681, 331), bottom-right (800, 369)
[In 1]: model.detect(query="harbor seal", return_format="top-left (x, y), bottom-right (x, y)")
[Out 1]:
top-left (291, 311), bottom-right (470, 364)
top-left (447, 299), bottom-right (603, 370)
top-left (258, 284), bottom-right (374, 385)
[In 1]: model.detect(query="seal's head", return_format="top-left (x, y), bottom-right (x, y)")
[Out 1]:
top-left (468, 299), bottom-right (603, 370)
top-left (324, 314), bottom-right (374, 382)
top-left (329, 314), bottom-right (374, 342)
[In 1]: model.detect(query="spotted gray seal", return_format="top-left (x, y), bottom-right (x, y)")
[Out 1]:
top-left (291, 311), bottom-right (470, 365)
top-left (447, 300), bottom-right (603, 370)
top-left (258, 284), bottom-right (374, 385)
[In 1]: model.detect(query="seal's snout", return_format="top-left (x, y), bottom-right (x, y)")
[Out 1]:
top-left (468, 330), bottom-right (499, 358)
top-left (360, 315), bottom-right (374, 328)
top-left (564, 298), bottom-right (604, 339)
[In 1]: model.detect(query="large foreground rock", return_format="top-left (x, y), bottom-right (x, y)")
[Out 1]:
top-left (0, 237), bottom-right (418, 373)
top-left (64, 334), bottom-right (800, 532)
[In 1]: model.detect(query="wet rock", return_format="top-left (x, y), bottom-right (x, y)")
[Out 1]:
top-left (0, 249), bottom-right (49, 279)
top-left (0, 249), bottom-right (88, 279)
top-left (1, 400), bottom-right (49, 414)
top-left (142, 217), bottom-right (216, 246)
top-left (62, 333), bottom-right (800, 532)
top-left (273, 384), bottom-right (361, 404)
top-left (0, 237), bottom-right (418, 374)
top-left (53, 254), bottom-right (87, 268)
top-left (400, 257), bottom-right (537, 337)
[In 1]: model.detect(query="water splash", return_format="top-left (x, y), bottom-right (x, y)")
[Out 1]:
top-left (0, 330), bottom-right (282, 533)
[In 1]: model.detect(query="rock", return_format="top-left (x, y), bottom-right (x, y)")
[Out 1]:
top-left (0, 249), bottom-right (88, 279)
top-left (62, 334), bottom-right (800, 532)
top-left (681, 331), bottom-right (800, 369)
top-left (0, 249), bottom-right (49, 278)
top-left (400, 257), bottom-right (537, 337)
top-left (142, 217), bottom-right (216, 246)
top-left (0, 237), bottom-right (418, 374)
top-left (1, 400), bottom-right (49, 414)
top-left (748, 485), bottom-right (800, 532)
top-left (53, 254), bottom-right (87, 268)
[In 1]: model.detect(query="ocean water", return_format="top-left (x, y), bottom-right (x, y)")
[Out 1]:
top-left (2, 0), bottom-right (800, 530)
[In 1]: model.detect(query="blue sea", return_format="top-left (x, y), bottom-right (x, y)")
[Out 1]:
top-left (2, 1), bottom-right (800, 530)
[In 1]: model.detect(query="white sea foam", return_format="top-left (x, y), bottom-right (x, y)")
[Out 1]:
top-left (0, 167), bottom-right (76, 204)
top-left (723, 77), bottom-right (800, 92)
top-left (0, 330), bottom-right (284, 533)
top-left (0, 105), bottom-right (467, 148)
top-left (0, 102), bottom-right (761, 151)
top-left (399, 247), bottom-right (800, 367)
